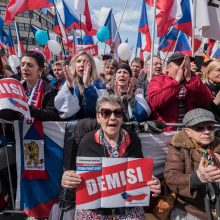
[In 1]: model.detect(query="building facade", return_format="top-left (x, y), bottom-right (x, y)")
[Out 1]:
top-left (0, 0), bottom-right (56, 51)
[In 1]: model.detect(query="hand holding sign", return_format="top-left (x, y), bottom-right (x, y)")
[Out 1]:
top-left (61, 170), bottom-right (82, 188)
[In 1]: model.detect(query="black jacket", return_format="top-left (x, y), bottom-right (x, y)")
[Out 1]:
top-left (78, 130), bottom-right (143, 158)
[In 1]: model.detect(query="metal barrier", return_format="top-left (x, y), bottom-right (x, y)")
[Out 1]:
top-left (0, 119), bottom-right (23, 215)
top-left (1, 119), bottom-right (219, 218)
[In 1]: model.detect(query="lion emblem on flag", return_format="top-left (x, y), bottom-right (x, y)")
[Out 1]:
top-left (24, 141), bottom-right (44, 167)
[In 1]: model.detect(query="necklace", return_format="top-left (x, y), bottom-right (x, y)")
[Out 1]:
top-left (99, 129), bottom-right (123, 158)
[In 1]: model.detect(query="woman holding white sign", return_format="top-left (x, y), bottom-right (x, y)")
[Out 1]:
top-left (62, 95), bottom-right (161, 219)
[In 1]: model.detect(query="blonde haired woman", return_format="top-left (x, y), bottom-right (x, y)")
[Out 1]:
top-left (202, 60), bottom-right (220, 122)
top-left (203, 60), bottom-right (220, 97)
top-left (55, 51), bottom-right (107, 119)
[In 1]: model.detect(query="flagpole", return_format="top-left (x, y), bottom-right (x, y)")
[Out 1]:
top-left (26, 14), bottom-right (33, 52)
top-left (104, 43), bottom-right (107, 55)
top-left (113, 0), bottom-right (129, 42)
top-left (192, 0), bottom-right (196, 56)
top-left (149, 0), bottom-right (157, 80)
top-left (135, 45), bottom-right (138, 58)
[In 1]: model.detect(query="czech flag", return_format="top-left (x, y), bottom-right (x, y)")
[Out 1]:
top-left (145, 0), bottom-right (182, 37)
top-left (174, 31), bottom-right (192, 56)
top-left (5, 0), bottom-right (54, 25)
top-left (104, 9), bottom-right (121, 60)
top-left (212, 47), bottom-right (220, 59)
top-left (136, 32), bottom-right (144, 60)
top-left (158, 27), bottom-right (179, 52)
top-left (138, 0), bottom-right (151, 52)
top-left (173, 0), bottom-right (192, 36)
top-left (14, 121), bottom-right (66, 218)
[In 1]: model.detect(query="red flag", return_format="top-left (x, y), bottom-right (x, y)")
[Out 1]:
top-left (5, 0), bottom-right (54, 25)
top-left (43, 45), bottom-right (52, 63)
top-left (207, 39), bottom-right (216, 57)
top-left (145, 0), bottom-right (182, 37)
top-left (74, 0), bottom-right (94, 33)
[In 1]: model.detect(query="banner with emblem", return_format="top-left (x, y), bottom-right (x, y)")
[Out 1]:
top-left (76, 157), bottom-right (153, 209)
top-left (14, 121), bottom-right (66, 218)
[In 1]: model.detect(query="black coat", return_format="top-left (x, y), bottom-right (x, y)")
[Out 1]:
top-left (78, 130), bottom-right (143, 158)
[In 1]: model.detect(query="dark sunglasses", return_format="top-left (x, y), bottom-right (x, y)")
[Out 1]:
top-left (98, 108), bottom-right (124, 119)
top-left (192, 125), bottom-right (215, 132)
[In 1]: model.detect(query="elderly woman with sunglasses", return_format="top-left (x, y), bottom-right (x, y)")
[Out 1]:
top-left (54, 50), bottom-right (107, 120)
top-left (61, 95), bottom-right (161, 219)
top-left (164, 108), bottom-right (220, 220)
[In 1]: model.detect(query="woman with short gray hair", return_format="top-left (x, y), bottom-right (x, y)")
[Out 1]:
top-left (61, 94), bottom-right (161, 219)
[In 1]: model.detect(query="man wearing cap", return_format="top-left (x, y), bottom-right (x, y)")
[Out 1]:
top-left (164, 108), bottom-right (220, 219)
top-left (147, 52), bottom-right (212, 131)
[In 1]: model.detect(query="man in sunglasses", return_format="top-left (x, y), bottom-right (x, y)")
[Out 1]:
top-left (165, 108), bottom-right (220, 220)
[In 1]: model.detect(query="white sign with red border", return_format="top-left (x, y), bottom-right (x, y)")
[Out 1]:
top-left (0, 78), bottom-right (30, 119)
top-left (76, 157), bottom-right (153, 209)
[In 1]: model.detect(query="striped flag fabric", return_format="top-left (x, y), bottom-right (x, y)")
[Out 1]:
top-left (5, 0), bottom-right (54, 25)
top-left (138, 0), bottom-right (151, 52)
top-left (15, 121), bottom-right (66, 218)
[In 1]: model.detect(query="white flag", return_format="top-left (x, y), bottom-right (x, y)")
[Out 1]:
top-left (196, 0), bottom-right (220, 40)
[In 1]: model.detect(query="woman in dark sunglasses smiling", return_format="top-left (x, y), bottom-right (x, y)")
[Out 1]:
top-left (61, 95), bottom-right (161, 219)
top-left (165, 108), bottom-right (220, 220)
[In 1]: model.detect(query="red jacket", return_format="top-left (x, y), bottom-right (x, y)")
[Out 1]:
top-left (147, 74), bottom-right (213, 131)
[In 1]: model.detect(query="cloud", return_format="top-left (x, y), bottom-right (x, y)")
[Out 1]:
top-left (92, 7), bottom-right (111, 26)
top-left (119, 22), bottom-right (137, 32)
top-left (114, 9), bottom-right (140, 23)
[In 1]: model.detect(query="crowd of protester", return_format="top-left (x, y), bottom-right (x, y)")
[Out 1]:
top-left (0, 48), bottom-right (220, 220)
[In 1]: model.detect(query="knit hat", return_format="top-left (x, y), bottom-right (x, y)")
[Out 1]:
top-left (116, 63), bottom-right (132, 77)
top-left (183, 108), bottom-right (217, 127)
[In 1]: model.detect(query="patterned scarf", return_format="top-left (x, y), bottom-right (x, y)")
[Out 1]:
top-left (22, 79), bottom-right (48, 180)
top-left (191, 138), bottom-right (219, 167)
top-left (94, 128), bottom-right (131, 158)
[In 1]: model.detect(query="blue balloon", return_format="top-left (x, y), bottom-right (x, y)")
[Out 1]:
top-left (35, 30), bottom-right (49, 46)
top-left (97, 26), bottom-right (110, 43)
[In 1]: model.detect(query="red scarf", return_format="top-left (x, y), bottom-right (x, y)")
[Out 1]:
top-left (22, 79), bottom-right (48, 180)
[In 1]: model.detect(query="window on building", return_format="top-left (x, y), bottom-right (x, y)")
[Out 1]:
top-left (48, 23), bottom-right (53, 30)
top-left (18, 23), bottom-right (25, 31)
top-left (23, 12), bottom-right (30, 17)
top-left (41, 18), bottom-right (47, 27)
top-left (25, 24), bottom-right (30, 32)
top-left (33, 12), bottom-right (40, 22)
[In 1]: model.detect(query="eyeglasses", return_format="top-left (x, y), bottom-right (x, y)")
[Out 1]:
top-left (98, 108), bottom-right (124, 119)
top-left (192, 125), bottom-right (215, 132)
